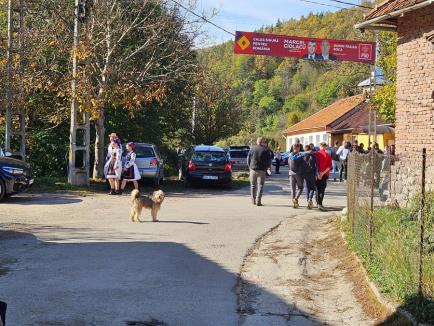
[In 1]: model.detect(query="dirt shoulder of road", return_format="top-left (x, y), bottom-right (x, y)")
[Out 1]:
top-left (237, 211), bottom-right (412, 326)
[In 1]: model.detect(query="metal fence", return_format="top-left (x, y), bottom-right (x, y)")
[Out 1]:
top-left (346, 149), bottom-right (434, 300)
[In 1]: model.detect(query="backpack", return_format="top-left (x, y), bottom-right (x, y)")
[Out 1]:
top-left (329, 147), bottom-right (339, 161)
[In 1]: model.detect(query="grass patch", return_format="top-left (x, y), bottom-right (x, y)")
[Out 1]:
top-left (28, 175), bottom-right (250, 195)
top-left (342, 196), bottom-right (434, 324)
top-left (29, 177), bottom-right (106, 194)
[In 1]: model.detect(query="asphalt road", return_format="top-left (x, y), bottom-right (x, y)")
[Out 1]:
top-left (0, 167), bottom-right (346, 326)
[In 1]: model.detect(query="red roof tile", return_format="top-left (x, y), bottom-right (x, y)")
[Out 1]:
top-left (329, 102), bottom-right (386, 131)
top-left (283, 95), bottom-right (365, 136)
top-left (365, 0), bottom-right (427, 21)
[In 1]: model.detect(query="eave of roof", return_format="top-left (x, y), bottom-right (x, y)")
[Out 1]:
top-left (283, 95), bottom-right (365, 136)
top-left (355, 0), bottom-right (434, 30)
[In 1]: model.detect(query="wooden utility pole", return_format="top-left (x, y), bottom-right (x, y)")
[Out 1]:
top-left (5, 0), bottom-right (26, 160)
top-left (68, 0), bottom-right (91, 186)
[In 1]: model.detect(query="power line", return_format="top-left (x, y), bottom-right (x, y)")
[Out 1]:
top-left (298, 0), bottom-right (351, 10)
top-left (168, 0), bottom-right (235, 36)
top-left (169, 0), bottom-right (372, 38)
top-left (324, 0), bottom-right (373, 9)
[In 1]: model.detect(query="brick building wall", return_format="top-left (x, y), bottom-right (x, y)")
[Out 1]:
top-left (392, 5), bottom-right (434, 204)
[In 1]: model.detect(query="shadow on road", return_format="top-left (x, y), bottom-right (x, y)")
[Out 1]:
top-left (1, 194), bottom-right (83, 205)
top-left (0, 228), bottom-right (327, 326)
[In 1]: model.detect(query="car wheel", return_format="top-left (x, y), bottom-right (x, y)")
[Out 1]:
top-left (0, 179), bottom-right (6, 201)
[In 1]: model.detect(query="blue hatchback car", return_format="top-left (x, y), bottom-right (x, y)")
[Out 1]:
top-left (0, 150), bottom-right (33, 201)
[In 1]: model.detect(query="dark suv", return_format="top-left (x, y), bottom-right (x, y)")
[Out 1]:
top-left (179, 145), bottom-right (232, 187)
top-left (0, 151), bottom-right (33, 201)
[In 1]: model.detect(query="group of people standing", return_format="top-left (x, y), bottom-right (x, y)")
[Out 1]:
top-left (104, 133), bottom-right (141, 195)
top-left (248, 137), bottom-right (332, 210)
top-left (288, 140), bottom-right (332, 210)
top-left (328, 139), bottom-right (391, 182)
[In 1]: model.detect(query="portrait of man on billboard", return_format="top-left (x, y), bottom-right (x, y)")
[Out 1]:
top-left (319, 40), bottom-right (337, 61)
top-left (302, 39), bottom-right (321, 60)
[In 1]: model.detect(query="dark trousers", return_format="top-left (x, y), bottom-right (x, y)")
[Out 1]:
top-left (275, 159), bottom-right (281, 174)
top-left (0, 301), bottom-right (6, 326)
top-left (315, 176), bottom-right (328, 205)
top-left (304, 173), bottom-right (316, 200)
top-left (339, 159), bottom-right (348, 181)
top-left (291, 174), bottom-right (304, 199)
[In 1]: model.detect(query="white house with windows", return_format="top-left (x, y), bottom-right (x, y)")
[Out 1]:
top-left (285, 132), bottom-right (329, 151)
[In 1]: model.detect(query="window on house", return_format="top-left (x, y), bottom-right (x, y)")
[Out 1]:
top-left (316, 135), bottom-right (320, 144)
top-left (309, 136), bottom-right (313, 144)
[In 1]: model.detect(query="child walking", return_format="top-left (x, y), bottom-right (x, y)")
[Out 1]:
top-left (120, 142), bottom-right (141, 193)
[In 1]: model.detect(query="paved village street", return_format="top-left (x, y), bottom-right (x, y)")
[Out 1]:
top-left (0, 169), bottom-right (381, 326)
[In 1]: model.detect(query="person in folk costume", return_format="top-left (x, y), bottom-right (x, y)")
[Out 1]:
top-left (104, 137), bottom-right (122, 195)
top-left (120, 142), bottom-right (141, 193)
top-left (106, 132), bottom-right (123, 162)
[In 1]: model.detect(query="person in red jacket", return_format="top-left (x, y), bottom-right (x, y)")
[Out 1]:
top-left (315, 142), bottom-right (333, 210)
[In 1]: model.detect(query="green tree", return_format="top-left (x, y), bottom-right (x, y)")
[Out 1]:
top-left (373, 32), bottom-right (397, 122)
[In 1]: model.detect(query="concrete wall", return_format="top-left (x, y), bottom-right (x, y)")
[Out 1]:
top-left (392, 5), bottom-right (434, 204)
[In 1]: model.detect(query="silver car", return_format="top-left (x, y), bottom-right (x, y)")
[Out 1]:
top-left (125, 143), bottom-right (164, 187)
top-left (228, 146), bottom-right (250, 172)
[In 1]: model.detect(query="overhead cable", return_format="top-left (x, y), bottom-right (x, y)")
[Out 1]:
top-left (168, 0), bottom-right (235, 36)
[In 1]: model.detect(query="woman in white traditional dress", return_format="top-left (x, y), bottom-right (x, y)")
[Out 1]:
top-left (106, 132), bottom-right (122, 162)
top-left (104, 137), bottom-right (122, 195)
top-left (120, 142), bottom-right (141, 193)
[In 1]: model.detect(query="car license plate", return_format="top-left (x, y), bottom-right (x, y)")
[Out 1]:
top-left (29, 179), bottom-right (34, 185)
top-left (203, 175), bottom-right (218, 180)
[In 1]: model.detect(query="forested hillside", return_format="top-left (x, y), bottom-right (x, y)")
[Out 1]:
top-left (0, 0), bottom-right (396, 177)
top-left (197, 5), bottom-right (395, 147)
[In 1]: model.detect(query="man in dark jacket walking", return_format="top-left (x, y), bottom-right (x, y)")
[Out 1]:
top-left (302, 145), bottom-right (318, 209)
top-left (289, 143), bottom-right (306, 208)
top-left (247, 137), bottom-right (272, 206)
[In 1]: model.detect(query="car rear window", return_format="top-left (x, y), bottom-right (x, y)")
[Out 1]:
top-left (192, 151), bottom-right (227, 163)
top-left (135, 146), bottom-right (155, 158)
top-left (229, 150), bottom-right (249, 158)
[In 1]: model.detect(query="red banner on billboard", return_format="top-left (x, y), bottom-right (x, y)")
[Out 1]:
top-left (234, 31), bottom-right (376, 65)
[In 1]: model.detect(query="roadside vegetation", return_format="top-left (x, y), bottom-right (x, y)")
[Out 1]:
top-left (342, 195), bottom-right (434, 324)
top-left (29, 174), bottom-right (250, 194)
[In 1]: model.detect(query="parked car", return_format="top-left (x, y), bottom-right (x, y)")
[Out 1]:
top-left (228, 146), bottom-right (250, 172)
top-left (179, 145), bottom-right (232, 187)
top-left (0, 149), bottom-right (33, 201)
top-left (126, 143), bottom-right (164, 187)
top-left (272, 152), bottom-right (290, 166)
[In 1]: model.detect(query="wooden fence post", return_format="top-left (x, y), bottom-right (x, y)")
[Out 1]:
top-left (418, 148), bottom-right (426, 294)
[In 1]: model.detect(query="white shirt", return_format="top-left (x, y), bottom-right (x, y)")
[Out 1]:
top-left (336, 145), bottom-right (349, 160)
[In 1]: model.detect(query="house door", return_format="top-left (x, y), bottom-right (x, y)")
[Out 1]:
top-left (331, 134), bottom-right (344, 146)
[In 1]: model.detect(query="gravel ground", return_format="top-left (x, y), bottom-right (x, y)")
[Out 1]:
top-left (237, 211), bottom-right (377, 325)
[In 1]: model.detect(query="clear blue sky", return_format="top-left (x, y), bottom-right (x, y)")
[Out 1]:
top-left (194, 0), bottom-right (348, 47)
